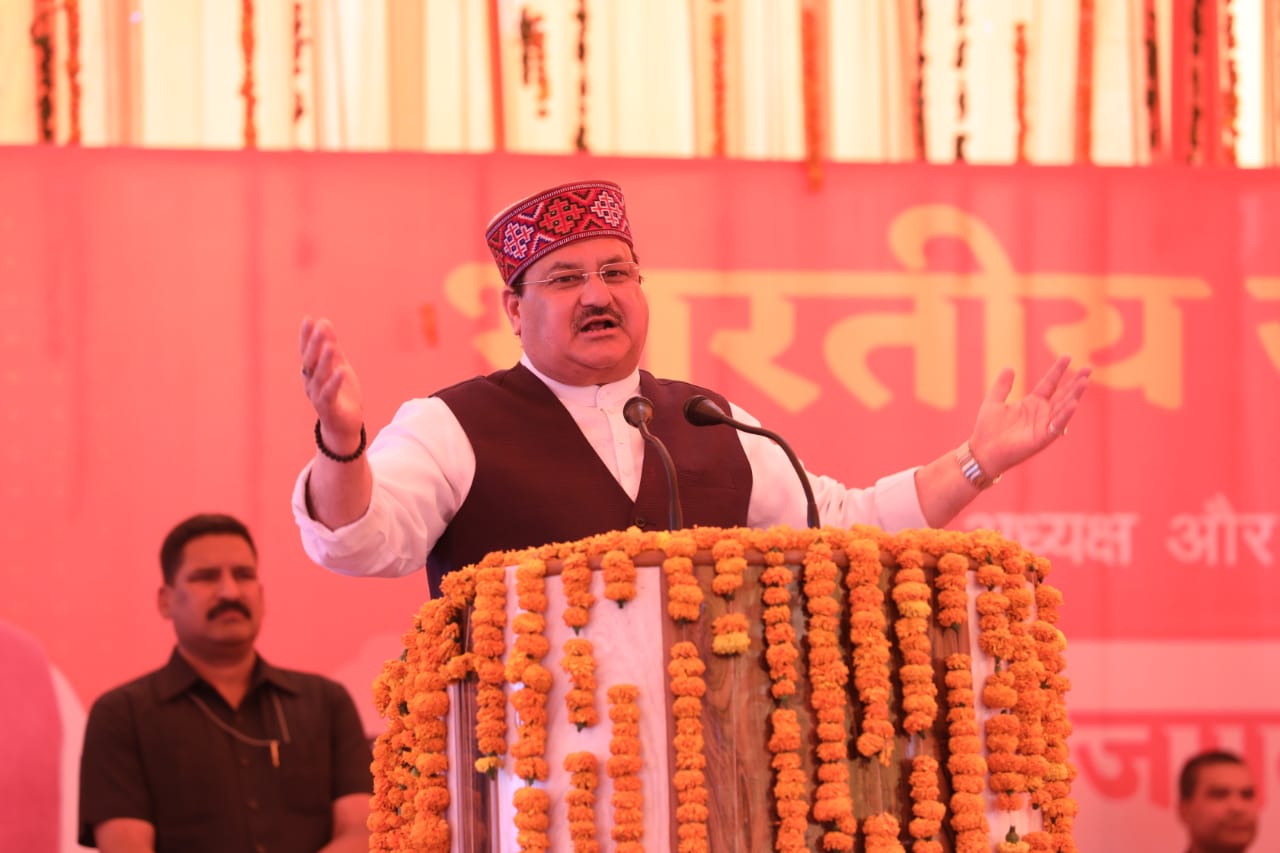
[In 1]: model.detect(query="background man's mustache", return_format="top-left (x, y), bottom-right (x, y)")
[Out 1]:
top-left (207, 601), bottom-right (251, 619)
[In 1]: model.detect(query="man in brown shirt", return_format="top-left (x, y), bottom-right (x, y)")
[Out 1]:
top-left (78, 514), bottom-right (371, 853)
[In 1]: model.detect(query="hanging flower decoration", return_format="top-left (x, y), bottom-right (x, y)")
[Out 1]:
top-left (800, 2), bottom-right (825, 188)
top-left (1075, 0), bottom-right (1096, 162)
top-left (892, 549), bottom-right (937, 737)
top-left (804, 538), bottom-right (856, 849)
top-left (562, 549), bottom-right (594, 632)
top-left (368, 526), bottom-right (1076, 852)
top-left (606, 684), bottom-right (643, 849)
top-left (710, 0), bottom-right (728, 156)
top-left (954, 0), bottom-right (968, 161)
top-left (575, 0), bottom-right (589, 151)
top-left (944, 653), bottom-right (990, 849)
top-left (66, 0), bottom-right (82, 143)
top-left (470, 557), bottom-right (509, 774)
top-left (935, 551), bottom-right (970, 629)
top-left (663, 531), bottom-right (702, 622)
top-left (30, 0), bottom-right (56, 143)
top-left (668, 641), bottom-right (710, 851)
top-left (847, 536), bottom-right (894, 763)
top-left (761, 547), bottom-right (800, 699)
top-left (907, 754), bottom-right (945, 853)
top-left (508, 557), bottom-right (551, 788)
top-left (519, 7), bottom-right (550, 118)
top-left (292, 1), bottom-right (309, 128)
top-left (863, 812), bottom-right (905, 853)
top-left (1014, 21), bottom-right (1028, 162)
top-left (240, 0), bottom-right (257, 148)
top-left (1223, 0), bottom-right (1239, 164)
top-left (1143, 0), bottom-right (1161, 154)
top-left (912, 0), bottom-right (927, 160)
top-left (564, 752), bottom-right (599, 852)
top-left (560, 637), bottom-right (598, 730)
top-left (711, 612), bottom-right (751, 655)
top-left (601, 548), bottom-right (637, 607)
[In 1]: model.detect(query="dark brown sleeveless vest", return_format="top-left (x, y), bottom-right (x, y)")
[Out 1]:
top-left (425, 364), bottom-right (751, 592)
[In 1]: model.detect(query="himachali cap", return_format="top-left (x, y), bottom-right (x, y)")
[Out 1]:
top-left (485, 180), bottom-right (633, 286)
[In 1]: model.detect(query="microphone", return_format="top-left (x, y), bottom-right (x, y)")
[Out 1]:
top-left (623, 395), bottom-right (684, 530)
top-left (683, 395), bottom-right (821, 529)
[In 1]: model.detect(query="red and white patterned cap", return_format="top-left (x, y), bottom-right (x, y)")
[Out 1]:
top-left (484, 180), bottom-right (633, 285)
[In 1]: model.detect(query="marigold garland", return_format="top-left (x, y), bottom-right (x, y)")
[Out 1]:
top-left (601, 548), bottom-right (637, 608)
top-left (803, 539), bottom-right (855, 849)
top-left (846, 536), bottom-right (894, 763)
top-left (954, 0), bottom-right (968, 161)
top-left (606, 684), bottom-right (643, 850)
top-left (561, 637), bottom-right (598, 730)
top-left (663, 531), bottom-right (702, 622)
top-left (509, 557), bottom-right (551, 789)
top-left (65, 0), bottom-right (81, 143)
top-left (710, 0), bottom-right (728, 156)
top-left (470, 558), bottom-right (509, 773)
top-left (1014, 20), bottom-right (1028, 162)
top-left (863, 812), bottom-right (905, 853)
top-left (240, 0), bottom-right (257, 148)
top-left (519, 7), bottom-right (550, 118)
top-left (561, 549), bottom-right (595, 632)
top-left (760, 548), bottom-right (800, 700)
top-left (369, 526), bottom-right (1076, 851)
top-left (892, 549), bottom-right (938, 737)
top-left (574, 0), bottom-right (589, 152)
top-left (31, 0), bottom-right (56, 143)
top-left (944, 653), bottom-right (990, 850)
top-left (908, 754), bottom-right (945, 853)
top-left (668, 641), bottom-right (710, 852)
top-left (564, 751), bottom-right (600, 852)
top-left (711, 612), bottom-right (751, 655)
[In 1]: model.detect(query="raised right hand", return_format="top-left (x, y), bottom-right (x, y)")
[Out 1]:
top-left (299, 316), bottom-right (365, 455)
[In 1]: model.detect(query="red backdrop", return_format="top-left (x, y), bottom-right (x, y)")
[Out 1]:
top-left (2, 147), bottom-right (1277, 849)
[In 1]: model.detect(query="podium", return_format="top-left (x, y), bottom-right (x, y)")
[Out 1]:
top-left (368, 525), bottom-right (1077, 852)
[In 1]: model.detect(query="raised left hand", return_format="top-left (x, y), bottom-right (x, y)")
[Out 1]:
top-left (967, 355), bottom-right (1092, 478)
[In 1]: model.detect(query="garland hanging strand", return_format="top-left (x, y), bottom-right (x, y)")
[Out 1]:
top-left (575, 0), bottom-right (589, 151)
top-left (1075, 0), bottom-right (1095, 162)
top-left (800, 2), bottom-right (824, 188)
top-left (1224, 0), bottom-right (1239, 164)
top-left (1189, 0), bottom-right (1205, 162)
top-left (292, 1), bottom-right (308, 128)
top-left (31, 0), bottom-right (56, 143)
top-left (1014, 21), bottom-right (1028, 162)
top-left (519, 7), bottom-right (550, 117)
top-left (66, 0), bottom-right (82, 143)
top-left (1143, 0), bottom-right (1161, 155)
top-left (241, 0), bottom-right (257, 148)
top-left (913, 0), bottom-right (927, 160)
top-left (954, 0), bottom-right (967, 161)
top-left (711, 0), bottom-right (727, 156)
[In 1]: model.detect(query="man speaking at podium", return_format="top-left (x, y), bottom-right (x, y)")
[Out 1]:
top-left (292, 180), bottom-right (1089, 593)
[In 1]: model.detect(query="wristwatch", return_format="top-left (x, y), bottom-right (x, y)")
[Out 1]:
top-left (956, 441), bottom-right (1000, 490)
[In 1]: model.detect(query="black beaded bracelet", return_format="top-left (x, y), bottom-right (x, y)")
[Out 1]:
top-left (314, 420), bottom-right (367, 463)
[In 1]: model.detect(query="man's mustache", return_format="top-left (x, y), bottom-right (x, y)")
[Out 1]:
top-left (574, 307), bottom-right (623, 330)
top-left (207, 600), bottom-right (251, 620)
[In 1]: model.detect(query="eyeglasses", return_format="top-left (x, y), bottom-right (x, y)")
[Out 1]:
top-left (522, 261), bottom-right (642, 292)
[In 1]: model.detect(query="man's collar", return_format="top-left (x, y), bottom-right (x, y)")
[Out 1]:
top-left (520, 355), bottom-right (641, 409)
top-left (154, 647), bottom-right (302, 702)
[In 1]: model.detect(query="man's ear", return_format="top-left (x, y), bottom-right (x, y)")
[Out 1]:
top-left (157, 585), bottom-right (172, 620)
top-left (502, 288), bottom-right (522, 335)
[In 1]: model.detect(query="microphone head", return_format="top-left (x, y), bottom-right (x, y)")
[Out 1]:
top-left (683, 395), bottom-right (728, 427)
top-left (623, 395), bottom-right (655, 428)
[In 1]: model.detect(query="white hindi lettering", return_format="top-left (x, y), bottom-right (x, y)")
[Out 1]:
top-left (1165, 493), bottom-right (1277, 567)
top-left (964, 512), bottom-right (1139, 567)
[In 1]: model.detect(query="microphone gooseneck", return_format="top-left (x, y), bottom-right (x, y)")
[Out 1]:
top-left (624, 395), bottom-right (684, 530)
top-left (683, 395), bottom-right (821, 529)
